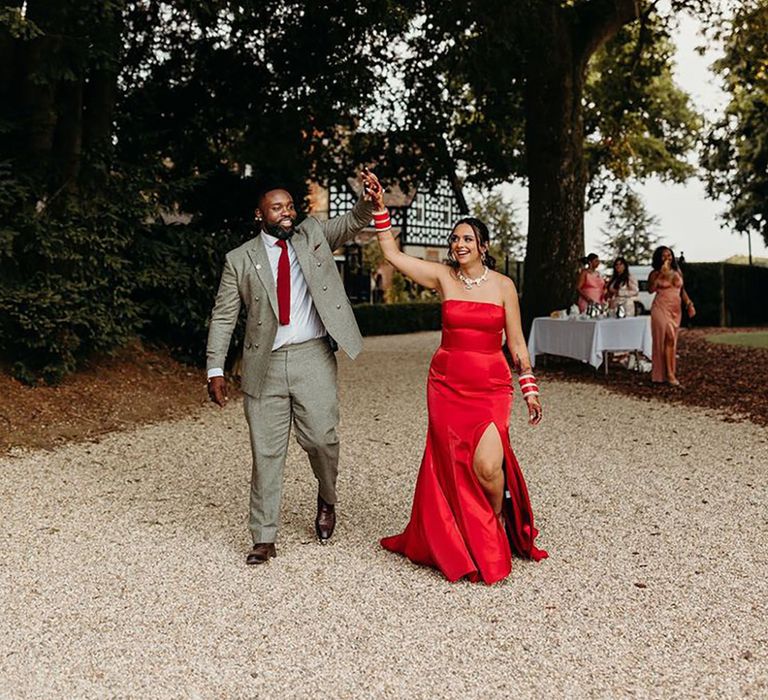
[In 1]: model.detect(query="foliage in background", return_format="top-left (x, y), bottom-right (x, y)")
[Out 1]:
top-left (584, 16), bottom-right (701, 204)
top-left (0, 1), bottom-right (740, 381)
top-left (0, 1), bottom-right (139, 383)
top-left (682, 263), bottom-right (768, 327)
top-left (388, 0), bottom-right (714, 326)
top-left (0, 1), bottom-right (405, 381)
top-left (600, 188), bottom-right (662, 264)
top-left (353, 302), bottom-right (441, 336)
top-left (702, 0), bottom-right (768, 246)
top-left (119, 0), bottom-right (406, 362)
top-left (0, 181), bottom-right (143, 383)
top-left (470, 189), bottom-right (525, 264)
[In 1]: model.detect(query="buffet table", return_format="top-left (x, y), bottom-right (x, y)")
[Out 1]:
top-left (527, 316), bottom-right (652, 373)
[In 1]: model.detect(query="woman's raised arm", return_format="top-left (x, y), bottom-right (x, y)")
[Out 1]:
top-left (363, 169), bottom-right (447, 291)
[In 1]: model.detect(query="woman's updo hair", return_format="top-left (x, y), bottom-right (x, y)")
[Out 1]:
top-left (446, 217), bottom-right (497, 270)
top-left (580, 253), bottom-right (599, 266)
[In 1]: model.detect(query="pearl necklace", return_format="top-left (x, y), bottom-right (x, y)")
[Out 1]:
top-left (456, 265), bottom-right (489, 290)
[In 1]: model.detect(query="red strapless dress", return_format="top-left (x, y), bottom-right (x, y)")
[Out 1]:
top-left (381, 300), bottom-right (548, 584)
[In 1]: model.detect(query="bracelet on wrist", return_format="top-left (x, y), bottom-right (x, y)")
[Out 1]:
top-left (518, 373), bottom-right (540, 400)
top-left (373, 209), bottom-right (391, 233)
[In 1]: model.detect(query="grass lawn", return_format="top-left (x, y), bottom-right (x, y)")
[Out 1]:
top-left (706, 331), bottom-right (768, 349)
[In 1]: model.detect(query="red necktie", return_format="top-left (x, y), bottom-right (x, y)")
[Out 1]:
top-left (276, 239), bottom-right (291, 325)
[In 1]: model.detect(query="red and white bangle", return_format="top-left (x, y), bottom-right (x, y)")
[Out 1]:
top-left (518, 373), bottom-right (540, 400)
top-left (373, 209), bottom-right (391, 233)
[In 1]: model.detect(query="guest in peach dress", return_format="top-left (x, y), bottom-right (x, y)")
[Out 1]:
top-left (576, 253), bottom-right (606, 312)
top-left (648, 246), bottom-right (696, 386)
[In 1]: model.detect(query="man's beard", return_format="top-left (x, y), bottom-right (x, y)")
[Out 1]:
top-left (263, 220), bottom-right (295, 240)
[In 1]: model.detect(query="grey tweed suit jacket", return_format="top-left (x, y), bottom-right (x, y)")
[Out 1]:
top-left (206, 197), bottom-right (374, 398)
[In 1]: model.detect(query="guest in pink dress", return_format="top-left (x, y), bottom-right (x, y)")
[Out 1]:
top-left (576, 253), bottom-right (606, 312)
top-left (648, 246), bottom-right (696, 386)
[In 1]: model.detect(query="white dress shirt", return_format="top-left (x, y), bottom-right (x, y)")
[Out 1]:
top-left (207, 231), bottom-right (327, 378)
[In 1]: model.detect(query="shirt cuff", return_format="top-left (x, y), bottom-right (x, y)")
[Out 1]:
top-left (207, 368), bottom-right (224, 379)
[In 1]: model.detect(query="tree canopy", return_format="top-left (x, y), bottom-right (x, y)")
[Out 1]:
top-left (600, 189), bottom-right (662, 264)
top-left (702, 0), bottom-right (768, 246)
top-left (0, 0), bottom-right (739, 379)
top-left (389, 0), bottom-right (716, 325)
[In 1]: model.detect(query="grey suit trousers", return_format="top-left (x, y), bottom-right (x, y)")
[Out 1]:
top-left (243, 337), bottom-right (339, 544)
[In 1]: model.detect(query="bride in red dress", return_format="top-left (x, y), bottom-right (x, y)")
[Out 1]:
top-left (365, 172), bottom-right (547, 584)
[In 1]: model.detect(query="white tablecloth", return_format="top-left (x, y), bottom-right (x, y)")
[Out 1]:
top-left (527, 316), bottom-right (653, 369)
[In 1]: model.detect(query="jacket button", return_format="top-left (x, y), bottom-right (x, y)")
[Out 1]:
top-left (245, 342), bottom-right (252, 349)
top-left (255, 296), bottom-right (260, 302)
top-left (258, 321), bottom-right (262, 326)
top-left (255, 344), bottom-right (259, 349)
top-left (336, 304), bottom-right (341, 309)
top-left (317, 261), bottom-right (322, 267)
top-left (323, 285), bottom-right (328, 291)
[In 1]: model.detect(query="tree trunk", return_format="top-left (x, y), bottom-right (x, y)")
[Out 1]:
top-left (52, 74), bottom-right (83, 193)
top-left (83, 3), bottom-right (123, 164)
top-left (520, 1), bottom-right (641, 331)
top-left (521, 13), bottom-right (588, 330)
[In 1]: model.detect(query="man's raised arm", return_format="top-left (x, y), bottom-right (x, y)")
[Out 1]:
top-left (321, 194), bottom-right (375, 251)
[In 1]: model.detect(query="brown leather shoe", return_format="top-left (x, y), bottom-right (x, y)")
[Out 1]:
top-left (315, 494), bottom-right (336, 543)
top-left (246, 542), bottom-right (276, 565)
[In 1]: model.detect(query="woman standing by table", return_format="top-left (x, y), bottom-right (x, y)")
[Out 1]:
top-left (576, 253), bottom-right (606, 312)
top-left (648, 246), bottom-right (696, 386)
top-left (605, 256), bottom-right (639, 316)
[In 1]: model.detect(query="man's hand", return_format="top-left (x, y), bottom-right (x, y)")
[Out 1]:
top-left (208, 376), bottom-right (228, 408)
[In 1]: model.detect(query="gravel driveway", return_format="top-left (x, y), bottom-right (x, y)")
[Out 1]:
top-left (2, 332), bottom-right (766, 698)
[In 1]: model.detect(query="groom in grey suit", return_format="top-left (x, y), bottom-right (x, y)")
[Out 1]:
top-left (206, 173), bottom-right (378, 565)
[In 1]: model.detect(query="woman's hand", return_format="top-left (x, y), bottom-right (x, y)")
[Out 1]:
top-left (660, 259), bottom-right (675, 281)
top-left (526, 395), bottom-right (542, 426)
top-left (687, 301), bottom-right (696, 318)
top-left (361, 167), bottom-right (385, 210)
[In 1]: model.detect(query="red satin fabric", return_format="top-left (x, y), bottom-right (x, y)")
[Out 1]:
top-left (276, 239), bottom-right (291, 325)
top-left (381, 300), bottom-right (548, 584)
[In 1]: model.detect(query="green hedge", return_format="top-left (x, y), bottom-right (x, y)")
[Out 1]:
top-left (680, 263), bottom-right (722, 326)
top-left (724, 264), bottom-right (768, 326)
top-left (683, 263), bottom-right (768, 327)
top-left (133, 222), bottom-right (247, 366)
top-left (0, 192), bottom-right (141, 384)
top-left (353, 302), bottom-right (442, 336)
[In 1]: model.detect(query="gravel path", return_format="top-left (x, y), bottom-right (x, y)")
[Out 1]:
top-left (2, 332), bottom-right (767, 698)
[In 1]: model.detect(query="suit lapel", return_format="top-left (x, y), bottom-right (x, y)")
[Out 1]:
top-left (290, 231), bottom-right (313, 286)
top-left (246, 235), bottom-right (279, 319)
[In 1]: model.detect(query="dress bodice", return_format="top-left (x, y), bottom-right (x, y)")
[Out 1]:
top-left (580, 271), bottom-right (605, 297)
top-left (653, 271), bottom-right (683, 300)
top-left (440, 300), bottom-right (505, 353)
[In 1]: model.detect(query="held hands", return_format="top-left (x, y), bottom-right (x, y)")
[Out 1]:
top-left (361, 167), bottom-right (385, 210)
top-left (207, 376), bottom-right (228, 408)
